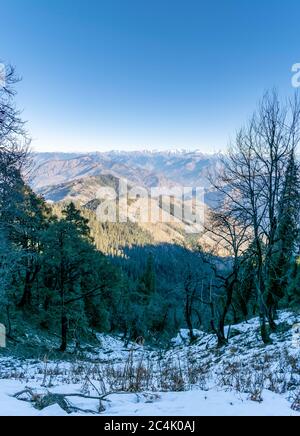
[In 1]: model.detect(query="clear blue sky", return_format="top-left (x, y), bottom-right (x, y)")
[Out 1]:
top-left (0, 0), bottom-right (299, 152)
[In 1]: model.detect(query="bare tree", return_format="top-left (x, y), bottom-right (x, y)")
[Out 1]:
top-left (0, 63), bottom-right (30, 223)
top-left (210, 90), bottom-right (300, 343)
top-left (202, 207), bottom-right (249, 346)
top-left (0, 63), bottom-right (29, 158)
top-left (183, 265), bottom-right (199, 344)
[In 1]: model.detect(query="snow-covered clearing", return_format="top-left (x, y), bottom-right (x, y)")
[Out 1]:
top-left (0, 311), bottom-right (300, 416)
top-left (0, 380), bottom-right (298, 416)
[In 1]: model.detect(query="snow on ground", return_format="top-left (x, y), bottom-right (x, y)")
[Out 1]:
top-left (106, 389), bottom-right (299, 417)
top-left (0, 380), bottom-right (298, 416)
top-left (0, 310), bottom-right (300, 416)
top-left (0, 380), bottom-right (65, 416)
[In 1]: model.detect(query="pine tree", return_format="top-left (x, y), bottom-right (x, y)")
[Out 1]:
top-left (40, 204), bottom-right (123, 350)
top-left (138, 254), bottom-right (156, 304)
top-left (0, 228), bottom-right (22, 336)
top-left (16, 187), bottom-right (52, 308)
top-left (266, 151), bottom-right (300, 313)
top-left (41, 219), bottom-right (90, 351)
top-left (287, 257), bottom-right (300, 309)
top-left (234, 246), bottom-right (257, 320)
top-left (62, 202), bottom-right (90, 239)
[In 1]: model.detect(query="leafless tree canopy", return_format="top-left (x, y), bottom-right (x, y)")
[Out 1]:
top-left (0, 63), bottom-right (30, 171)
top-left (0, 63), bottom-right (31, 218)
top-left (207, 90), bottom-right (300, 343)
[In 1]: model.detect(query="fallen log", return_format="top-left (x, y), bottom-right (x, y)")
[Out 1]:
top-left (13, 387), bottom-right (116, 414)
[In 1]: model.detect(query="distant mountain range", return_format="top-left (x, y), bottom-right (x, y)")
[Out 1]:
top-left (30, 150), bottom-right (222, 207)
top-left (29, 150), bottom-right (222, 247)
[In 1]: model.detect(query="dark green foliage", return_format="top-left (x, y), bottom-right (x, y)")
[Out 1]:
top-left (286, 258), bottom-right (300, 309)
top-left (233, 246), bottom-right (257, 320)
top-left (62, 202), bottom-right (91, 239)
top-left (266, 152), bottom-right (300, 312)
top-left (137, 254), bottom-right (156, 304)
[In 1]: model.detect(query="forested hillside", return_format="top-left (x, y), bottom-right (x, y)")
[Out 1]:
top-left (1, 68), bottom-right (300, 358)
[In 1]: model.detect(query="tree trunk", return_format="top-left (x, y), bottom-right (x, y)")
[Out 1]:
top-left (217, 334), bottom-right (228, 347)
top-left (18, 264), bottom-right (40, 308)
top-left (255, 235), bottom-right (272, 344)
top-left (185, 297), bottom-right (196, 344)
top-left (18, 271), bottom-right (32, 308)
top-left (259, 293), bottom-right (272, 344)
top-left (217, 275), bottom-right (236, 346)
top-left (260, 313), bottom-right (272, 345)
top-left (267, 306), bottom-right (277, 331)
top-left (60, 312), bottom-right (68, 352)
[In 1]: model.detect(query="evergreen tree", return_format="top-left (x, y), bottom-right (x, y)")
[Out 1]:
top-left (234, 245), bottom-right (257, 320)
top-left (62, 202), bottom-right (90, 239)
top-left (40, 205), bottom-right (123, 351)
top-left (41, 219), bottom-right (91, 351)
top-left (266, 151), bottom-right (300, 313)
top-left (138, 254), bottom-right (156, 304)
top-left (0, 228), bottom-right (22, 336)
top-left (16, 187), bottom-right (52, 308)
top-left (287, 257), bottom-right (300, 309)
